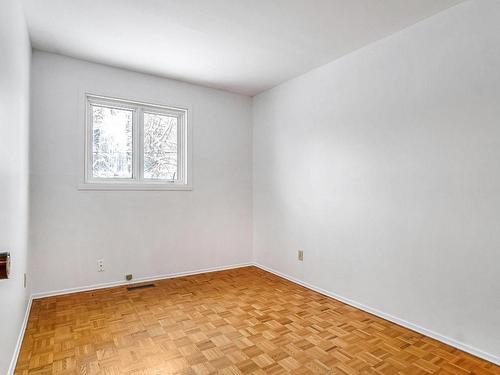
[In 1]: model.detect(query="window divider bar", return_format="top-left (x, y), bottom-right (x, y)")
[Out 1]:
top-left (138, 108), bottom-right (144, 182)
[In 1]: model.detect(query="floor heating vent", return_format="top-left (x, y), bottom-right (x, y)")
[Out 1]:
top-left (127, 283), bottom-right (156, 291)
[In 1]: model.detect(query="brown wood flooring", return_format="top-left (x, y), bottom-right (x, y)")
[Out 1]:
top-left (15, 266), bottom-right (499, 374)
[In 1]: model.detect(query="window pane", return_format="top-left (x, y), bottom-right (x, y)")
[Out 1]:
top-left (143, 112), bottom-right (178, 180)
top-left (92, 105), bottom-right (133, 178)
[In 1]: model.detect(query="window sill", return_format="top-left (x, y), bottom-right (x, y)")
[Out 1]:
top-left (78, 183), bottom-right (192, 191)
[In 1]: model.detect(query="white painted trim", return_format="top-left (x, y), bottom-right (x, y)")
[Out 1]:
top-left (253, 262), bottom-right (500, 366)
top-left (31, 262), bottom-right (252, 299)
top-left (77, 183), bottom-right (192, 191)
top-left (8, 296), bottom-right (33, 375)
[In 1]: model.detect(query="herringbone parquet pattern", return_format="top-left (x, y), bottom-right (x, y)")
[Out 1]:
top-left (15, 267), bottom-right (499, 374)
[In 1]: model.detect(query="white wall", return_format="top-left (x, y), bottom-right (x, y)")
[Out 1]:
top-left (253, 0), bottom-right (500, 362)
top-left (0, 0), bottom-right (31, 373)
top-left (30, 51), bottom-right (253, 294)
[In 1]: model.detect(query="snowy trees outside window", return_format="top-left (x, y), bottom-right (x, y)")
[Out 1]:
top-left (92, 106), bottom-right (133, 178)
top-left (143, 113), bottom-right (178, 180)
top-left (84, 95), bottom-right (189, 190)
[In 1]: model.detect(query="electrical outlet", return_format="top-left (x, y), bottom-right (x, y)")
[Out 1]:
top-left (125, 274), bottom-right (133, 281)
top-left (298, 250), bottom-right (304, 261)
top-left (97, 259), bottom-right (105, 272)
top-left (23, 273), bottom-right (27, 288)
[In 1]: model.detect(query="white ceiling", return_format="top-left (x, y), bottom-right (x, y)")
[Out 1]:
top-left (22, 0), bottom-right (464, 96)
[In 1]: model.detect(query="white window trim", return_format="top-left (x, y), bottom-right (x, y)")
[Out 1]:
top-left (79, 93), bottom-right (192, 191)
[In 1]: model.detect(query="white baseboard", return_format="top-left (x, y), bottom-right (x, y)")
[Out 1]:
top-left (8, 295), bottom-right (33, 375)
top-left (31, 262), bottom-right (253, 300)
top-left (253, 262), bottom-right (500, 366)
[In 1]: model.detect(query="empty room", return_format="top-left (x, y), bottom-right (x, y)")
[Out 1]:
top-left (1, 0), bottom-right (499, 374)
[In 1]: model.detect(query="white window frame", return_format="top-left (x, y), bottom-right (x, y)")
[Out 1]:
top-left (80, 94), bottom-right (192, 191)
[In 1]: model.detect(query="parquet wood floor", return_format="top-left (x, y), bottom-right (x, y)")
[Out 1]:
top-left (15, 266), bottom-right (499, 374)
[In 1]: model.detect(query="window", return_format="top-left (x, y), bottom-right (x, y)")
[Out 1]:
top-left (82, 94), bottom-right (191, 190)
